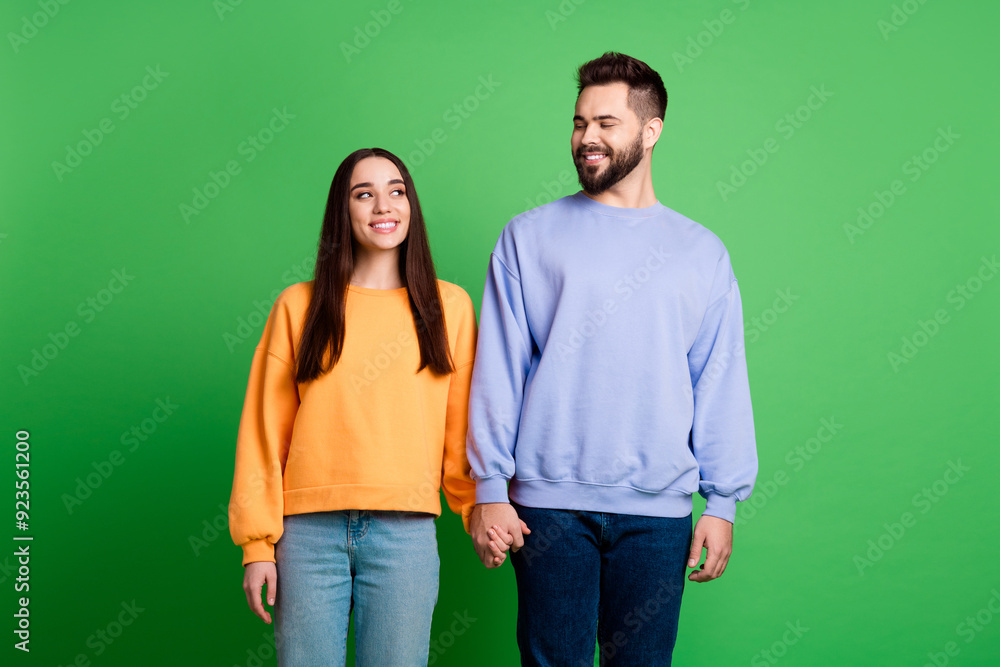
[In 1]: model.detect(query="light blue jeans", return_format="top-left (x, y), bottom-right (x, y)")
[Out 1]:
top-left (273, 509), bottom-right (439, 666)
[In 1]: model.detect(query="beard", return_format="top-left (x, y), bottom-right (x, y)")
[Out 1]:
top-left (573, 131), bottom-right (645, 195)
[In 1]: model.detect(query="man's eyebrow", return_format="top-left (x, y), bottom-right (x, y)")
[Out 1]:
top-left (350, 178), bottom-right (405, 192)
top-left (573, 114), bottom-right (622, 122)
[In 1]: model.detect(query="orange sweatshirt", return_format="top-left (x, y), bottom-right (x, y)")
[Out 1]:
top-left (228, 279), bottom-right (478, 565)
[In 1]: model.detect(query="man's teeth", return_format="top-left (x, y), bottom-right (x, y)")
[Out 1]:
top-left (372, 222), bottom-right (397, 229)
top-left (585, 154), bottom-right (606, 161)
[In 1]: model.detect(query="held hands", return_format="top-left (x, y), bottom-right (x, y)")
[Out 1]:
top-left (687, 514), bottom-right (733, 583)
top-left (470, 502), bottom-right (531, 568)
top-left (243, 561), bottom-right (277, 623)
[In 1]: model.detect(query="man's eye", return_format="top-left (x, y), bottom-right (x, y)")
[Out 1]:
top-left (601, 124), bottom-right (614, 128)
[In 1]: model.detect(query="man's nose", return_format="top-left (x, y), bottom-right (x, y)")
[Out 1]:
top-left (580, 124), bottom-right (602, 147)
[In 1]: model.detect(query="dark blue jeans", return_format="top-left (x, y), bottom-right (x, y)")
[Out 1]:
top-left (510, 501), bottom-right (691, 666)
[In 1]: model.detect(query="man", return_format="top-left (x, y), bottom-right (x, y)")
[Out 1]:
top-left (466, 52), bottom-right (758, 665)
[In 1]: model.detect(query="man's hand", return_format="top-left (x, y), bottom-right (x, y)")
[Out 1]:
top-left (470, 503), bottom-right (531, 569)
top-left (243, 561), bottom-right (277, 623)
top-left (687, 514), bottom-right (733, 583)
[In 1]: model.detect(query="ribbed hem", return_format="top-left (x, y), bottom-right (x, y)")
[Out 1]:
top-left (283, 484), bottom-right (444, 517)
top-left (508, 478), bottom-right (693, 518)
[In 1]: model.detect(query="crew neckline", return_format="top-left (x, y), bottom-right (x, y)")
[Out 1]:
top-left (348, 284), bottom-right (408, 296)
top-left (572, 190), bottom-right (666, 219)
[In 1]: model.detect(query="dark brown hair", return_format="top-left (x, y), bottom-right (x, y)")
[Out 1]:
top-left (295, 147), bottom-right (455, 383)
top-left (576, 51), bottom-right (668, 123)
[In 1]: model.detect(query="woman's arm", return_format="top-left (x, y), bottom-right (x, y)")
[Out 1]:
top-left (229, 292), bottom-right (301, 566)
top-left (439, 287), bottom-right (478, 532)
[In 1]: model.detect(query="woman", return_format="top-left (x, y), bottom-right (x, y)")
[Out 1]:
top-left (228, 148), bottom-right (497, 665)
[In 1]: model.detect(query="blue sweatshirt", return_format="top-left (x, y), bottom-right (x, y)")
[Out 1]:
top-left (466, 191), bottom-right (758, 523)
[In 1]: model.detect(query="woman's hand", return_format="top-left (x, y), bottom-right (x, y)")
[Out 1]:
top-left (243, 561), bottom-right (277, 623)
top-left (470, 503), bottom-right (530, 568)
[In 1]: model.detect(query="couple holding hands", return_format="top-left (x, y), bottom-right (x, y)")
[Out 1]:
top-left (228, 52), bottom-right (758, 666)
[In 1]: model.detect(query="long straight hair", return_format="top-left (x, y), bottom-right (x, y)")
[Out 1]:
top-left (295, 147), bottom-right (455, 383)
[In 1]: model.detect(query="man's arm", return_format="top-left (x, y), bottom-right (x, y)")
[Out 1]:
top-left (686, 254), bottom-right (758, 581)
top-left (466, 244), bottom-right (534, 567)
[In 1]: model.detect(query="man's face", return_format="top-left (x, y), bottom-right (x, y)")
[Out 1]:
top-left (572, 82), bottom-right (645, 195)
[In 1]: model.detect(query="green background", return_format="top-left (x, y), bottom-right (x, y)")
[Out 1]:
top-left (3, 0), bottom-right (998, 665)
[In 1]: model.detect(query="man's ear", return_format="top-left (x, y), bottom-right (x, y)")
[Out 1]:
top-left (644, 117), bottom-right (664, 150)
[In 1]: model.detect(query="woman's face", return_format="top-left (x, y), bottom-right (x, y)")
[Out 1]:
top-left (347, 156), bottom-right (411, 254)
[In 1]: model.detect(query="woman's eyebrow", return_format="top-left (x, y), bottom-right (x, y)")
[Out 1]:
top-left (350, 178), bottom-right (404, 192)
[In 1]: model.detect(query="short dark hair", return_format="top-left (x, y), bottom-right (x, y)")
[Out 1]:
top-left (575, 52), bottom-right (667, 122)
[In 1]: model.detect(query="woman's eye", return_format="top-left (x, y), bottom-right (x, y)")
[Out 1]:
top-left (357, 192), bottom-right (371, 199)
top-left (391, 188), bottom-right (405, 196)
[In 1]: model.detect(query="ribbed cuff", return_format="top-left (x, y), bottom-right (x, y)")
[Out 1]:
top-left (702, 493), bottom-right (737, 524)
top-left (475, 476), bottom-right (510, 504)
top-left (461, 503), bottom-right (475, 535)
top-left (241, 539), bottom-right (275, 566)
